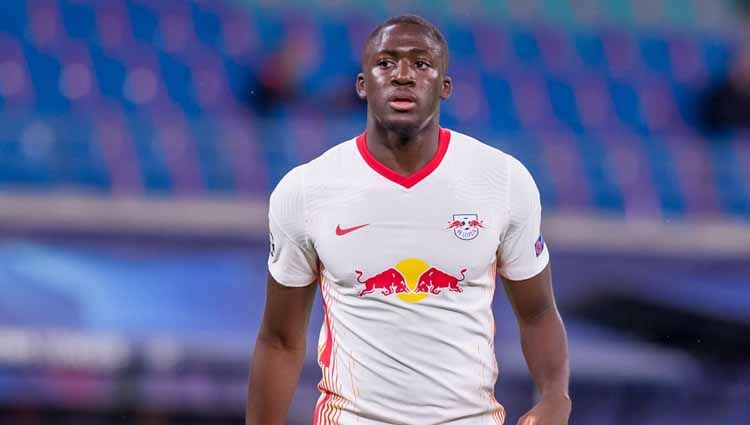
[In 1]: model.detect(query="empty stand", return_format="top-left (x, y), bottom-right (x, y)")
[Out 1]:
top-left (0, 0), bottom-right (746, 218)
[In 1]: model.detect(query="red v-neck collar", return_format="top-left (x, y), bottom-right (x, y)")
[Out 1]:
top-left (356, 127), bottom-right (451, 189)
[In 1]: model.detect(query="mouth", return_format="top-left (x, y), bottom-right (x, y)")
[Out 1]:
top-left (387, 93), bottom-right (417, 112)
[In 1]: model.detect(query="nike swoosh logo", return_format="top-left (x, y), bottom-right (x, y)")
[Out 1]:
top-left (336, 224), bottom-right (369, 236)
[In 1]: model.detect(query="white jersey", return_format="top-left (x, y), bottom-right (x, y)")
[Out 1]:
top-left (268, 128), bottom-right (549, 425)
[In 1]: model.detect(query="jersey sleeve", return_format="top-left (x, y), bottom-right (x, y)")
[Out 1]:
top-left (497, 155), bottom-right (550, 281)
top-left (267, 166), bottom-right (318, 287)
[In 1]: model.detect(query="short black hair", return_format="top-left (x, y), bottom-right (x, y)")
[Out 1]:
top-left (365, 14), bottom-right (449, 71)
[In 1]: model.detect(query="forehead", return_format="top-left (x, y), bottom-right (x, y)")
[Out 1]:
top-left (367, 23), bottom-right (443, 57)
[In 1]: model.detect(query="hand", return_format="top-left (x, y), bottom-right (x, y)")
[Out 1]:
top-left (516, 394), bottom-right (571, 425)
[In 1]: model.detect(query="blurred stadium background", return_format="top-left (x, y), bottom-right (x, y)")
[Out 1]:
top-left (1, 0), bottom-right (749, 424)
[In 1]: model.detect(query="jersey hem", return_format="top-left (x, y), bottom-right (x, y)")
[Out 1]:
top-left (499, 254), bottom-right (549, 281)
top-left (267, 264), bottom-right (316, 287)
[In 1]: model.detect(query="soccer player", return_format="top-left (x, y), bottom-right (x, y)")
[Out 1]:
top-left (247, 15), bottom-right (571, 425)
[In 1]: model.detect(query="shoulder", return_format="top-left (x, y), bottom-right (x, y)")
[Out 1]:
top-left (450, 130), bottom-right (510, 165)
top-left (271, 136), bottom-right (358, 195)
top-left (445, 129), bottom-right (540, 208)
top-left (446, 129), bottom-right (526, 178)
top-left (297, 136), bottom-right (359, 183)
top-left (307, 136), bottom-right (359, 170)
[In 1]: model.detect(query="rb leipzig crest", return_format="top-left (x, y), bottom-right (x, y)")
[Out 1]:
top-left (446, 214), bottom-right (484, 240)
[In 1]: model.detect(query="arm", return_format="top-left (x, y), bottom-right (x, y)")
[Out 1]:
top-left (502, 264), bottom-right (571, 425)
top-left (246, 273), bottom-right (317, 425)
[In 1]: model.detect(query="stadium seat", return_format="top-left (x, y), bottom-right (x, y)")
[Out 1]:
top-left (60, 0), bottom-right (97, 41)
top-left (0, 0), bottom-right (745, 217)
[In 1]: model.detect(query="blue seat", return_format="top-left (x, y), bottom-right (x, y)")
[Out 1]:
top-left (223, 57), bottom-right (252, 104)
top-left (0, 0), bottom-right (26, 36)
top-left (158, 52), bottom-right (202, 116)
top-left (251, 9), bottom-right (283, 50)
top-left (89, 46), bottom-right (127, 104)
top-left (640, 35), bottom-right (671, 76)
top-left (640, 136), bottom-right (685, 216)
top-left (547, 77), bottom-right (583, 130)
top-left (670, 82), bottom-right (698, 125)
top-left (189, 120), bottom-right (236, 193)
top-left (574, 31), bottom-right (606, 70)
top-left (60, 0), bottom-right (97, 40)
top-left (126, 0), bottom-right (159, 43)
top-left (701, 36), bottom-right (732, 80)
top-left (63, 134), bottom-right (111, 191)
top-left (708, 141), bottom-right (750, 216)
top-left (0, 136), bottom-right (55, 188)
top-left (191, 3), bottom-right (222, 47)
top-left (576, 134), bottom-right (625, 212)
top-left (444, 22), bottom-right (476, 57)
top-left (481, 73), bottom-right (520, 132)
top-left (608, 79), bottom-right (644, 131)
top-left (125, 113), bottom-right (173, 194)
top-left (23, 43), bottom-right (70, 114)
top-left (511, 28), bottom-right (542, 66)
top-left (302, 17), bottom-right (351, 96)
top-left (513, 134), bottom-right (558, 209)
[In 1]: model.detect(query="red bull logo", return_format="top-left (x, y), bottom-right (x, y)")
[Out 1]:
top-left (355, 268), bottom-right (409, 296)
top-left (468, 219), bottom-right (484, 228)
top-left (356, 259), bottom-right (467, 303)
top-left (447, 214), bottom-right (483, 240)
top-left (415, 267), bottom-right (467, 294)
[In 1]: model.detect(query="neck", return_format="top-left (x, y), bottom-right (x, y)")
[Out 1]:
top-left (364, 119), bottom-right (441, 176)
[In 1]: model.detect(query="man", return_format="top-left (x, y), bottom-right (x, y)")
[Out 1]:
top-left (247, 15), bottom-right (571, 425)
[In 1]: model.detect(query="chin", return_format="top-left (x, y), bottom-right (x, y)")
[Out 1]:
top-left (382, 116), bottom-right (423, 138)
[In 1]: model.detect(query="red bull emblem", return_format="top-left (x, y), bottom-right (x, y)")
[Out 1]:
top-left (415, 267), bottom-right (467, 294)
top-left (447, 214), bottom-right (483, 240)
top-left (356, 259), bottom-right (467, 303)
top-left (355, 268), bottom-right (409, 296)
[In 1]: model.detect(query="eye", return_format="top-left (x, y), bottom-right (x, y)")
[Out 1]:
top-left (377, 59), bottom-right (393, 68)
top-left (415, 61), bottom-right (431, 69)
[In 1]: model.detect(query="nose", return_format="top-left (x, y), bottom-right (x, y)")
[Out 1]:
top-left (392, 59), bottom-right (415, 86)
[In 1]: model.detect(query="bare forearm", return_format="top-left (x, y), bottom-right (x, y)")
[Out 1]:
top-left (519, 306), bottom-right (569, 399)
top-left (246, 337), bottom-right (307, 425)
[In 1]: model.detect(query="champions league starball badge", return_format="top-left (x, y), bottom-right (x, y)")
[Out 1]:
top-left (446, 214), bottom-right (484, 240)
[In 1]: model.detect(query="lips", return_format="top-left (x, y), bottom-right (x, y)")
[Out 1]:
top-left (388, 92), bottom-right (417, 112)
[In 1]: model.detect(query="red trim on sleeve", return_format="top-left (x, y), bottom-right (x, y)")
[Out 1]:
top-left (356, 127), bottom-right (451, 189)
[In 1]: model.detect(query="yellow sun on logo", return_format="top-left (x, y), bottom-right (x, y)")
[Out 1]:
top-left (394, 258), bottom-right (430, 303)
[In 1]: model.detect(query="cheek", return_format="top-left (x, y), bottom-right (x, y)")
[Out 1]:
top-left (374, 73), bottom-right (391, 88)
top-left (366, 74), bottom-right (386, 91)
top-left (421, 80), bottom-right (444, 99)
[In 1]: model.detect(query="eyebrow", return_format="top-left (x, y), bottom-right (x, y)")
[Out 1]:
top-left (376, 48), bottom-right (435, 57)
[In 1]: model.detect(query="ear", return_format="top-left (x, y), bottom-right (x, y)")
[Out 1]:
top-left (440, 75), bottom-right (452, 100)
top-left (356, 73), bottom-right (367, 99)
